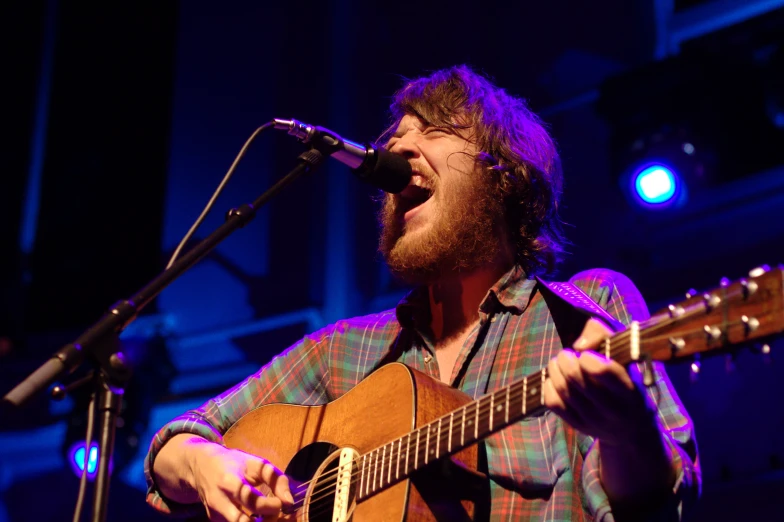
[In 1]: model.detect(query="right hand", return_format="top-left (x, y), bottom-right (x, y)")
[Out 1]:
top-left (189, 441), bottom-right (295, 522)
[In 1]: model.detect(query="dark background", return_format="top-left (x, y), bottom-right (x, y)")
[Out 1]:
top-left (1, 1), bottom-right (783, 520)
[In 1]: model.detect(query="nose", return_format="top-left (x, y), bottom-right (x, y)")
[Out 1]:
top-left (388, 131), bottom-right (419, 160)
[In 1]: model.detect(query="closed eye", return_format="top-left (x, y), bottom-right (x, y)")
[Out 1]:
top-left (423, 126), bottom-right (451, 135)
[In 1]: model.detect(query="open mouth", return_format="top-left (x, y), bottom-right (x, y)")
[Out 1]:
top-left (397, 183), bottom-right (434, 218)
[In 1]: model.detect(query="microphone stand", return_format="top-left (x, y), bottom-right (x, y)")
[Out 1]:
top-left (2, 148), bottom-right (325, 522)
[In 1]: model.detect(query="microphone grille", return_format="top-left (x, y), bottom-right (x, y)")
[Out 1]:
top-left (359, 148), bottom-right (411, 193)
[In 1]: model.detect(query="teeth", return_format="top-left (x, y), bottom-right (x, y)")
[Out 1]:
top-left (410, 173), bottom-right (430, 189)
top-left (398, 184), bottom-right (432, 211)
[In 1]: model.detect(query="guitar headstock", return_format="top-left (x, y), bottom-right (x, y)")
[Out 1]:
top-left (642, 266), bottom-right (784, 365)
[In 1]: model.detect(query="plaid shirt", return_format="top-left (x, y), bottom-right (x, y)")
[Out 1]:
top-left (145, 267), bottom-right (700, 520)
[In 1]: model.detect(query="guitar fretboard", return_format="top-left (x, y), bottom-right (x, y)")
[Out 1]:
top-left (355, 324), bottom-right (646, 500)
top-left (356, 368), bottom-right (550, 499)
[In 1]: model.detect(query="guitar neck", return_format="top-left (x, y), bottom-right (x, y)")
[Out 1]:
top-left (356, 319), bottom-right (652, 500)
top-left (356, 367), bottom-right (551, 500)
top-left (356, 325), bottom-right (646, 500)
top-left (357, 265), bottom-right (784, 499)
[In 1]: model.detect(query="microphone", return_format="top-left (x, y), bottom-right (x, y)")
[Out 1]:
top-left (273, 118), bottom-right (411, 193)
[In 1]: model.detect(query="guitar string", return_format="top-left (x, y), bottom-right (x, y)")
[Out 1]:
top-left (286, 328), bottom-right (636, 507)
top-left (292, 324), bottom-right (671, 513)
top-left (289, 379), bottom-right (538, 508)
top-left (289, 321), bottom-right (650, 506)
top-left (288, 299), bottom-right (735, 513)
top-left (291, 324), bottom-right (672, 511)
top-left (300, 370), bottom-right (576, 520)
top-left (295, 371), bottom-right (571, 515)
top-left (293, 383), bottom-right (537, 512)
top-left (296, 317), bottom-right (716, 517)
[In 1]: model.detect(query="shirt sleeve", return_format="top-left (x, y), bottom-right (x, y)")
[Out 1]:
top-left (143, 324), bottom-right (335, 516)
top-left (570, 269), bottom-right (701, 521)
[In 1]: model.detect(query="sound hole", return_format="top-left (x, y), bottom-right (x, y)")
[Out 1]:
top-left (285, 442), bottom-right (343, 522)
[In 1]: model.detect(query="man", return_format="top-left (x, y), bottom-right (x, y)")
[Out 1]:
top-left (145, 65), bottom-right (700, 521)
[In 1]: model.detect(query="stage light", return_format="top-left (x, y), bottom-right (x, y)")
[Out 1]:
top-left (598, 44), bottom-right (784, 208)
top-left (68, 442), bottom-right (99, 478)
top-left (633, 165), bottom-right (679, 205)
top-left (58, 336), bottom-right (172, 483)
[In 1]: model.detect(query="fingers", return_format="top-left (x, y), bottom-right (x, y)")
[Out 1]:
top-left (245, 456), bottom-right (295, 507)
top-left (545, 345), bottom-right (659, 443)
top-left (573, 318), bottom-right (614, 351)
top-left (237, 478), bottom-right (283, 516)
top-left (577, 350), bottom-right (635, 394)
top-left (245, 457), bottom-right (294, 506)
top-left (193, 446), bottom-right (293, 522)
top-left (545, 353), bottom-right (589, 431)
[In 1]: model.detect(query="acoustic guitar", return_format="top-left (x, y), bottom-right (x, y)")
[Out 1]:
top-left (224, 267), bottom-right (783, 521)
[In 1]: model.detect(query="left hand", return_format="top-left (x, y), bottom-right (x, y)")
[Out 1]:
top-left (543, 318), bottom-right (658, 445)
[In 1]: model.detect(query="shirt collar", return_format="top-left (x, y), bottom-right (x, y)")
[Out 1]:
top-left (394, 264), bottom-right (538, 329)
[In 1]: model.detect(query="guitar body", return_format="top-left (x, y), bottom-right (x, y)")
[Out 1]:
top-left (224, 363), bottom-right (484, 521)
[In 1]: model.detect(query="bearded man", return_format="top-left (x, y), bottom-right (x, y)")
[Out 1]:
top-left (145, 65), bottom-right (700, 521)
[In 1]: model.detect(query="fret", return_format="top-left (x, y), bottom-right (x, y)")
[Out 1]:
top-left (395, 438), bottom-right (401, 480)
top-left (360, 453), bottom-right (367, 498)
top-left (492, 390), bottom-right (504, 431)
top-left (522, 376), bottom-right (527, 415)
top-left (474, 401), bottom-right (479, 439)
top-left (414, 429), bottom-right (420, 469)
top-left (489, 393), bottom-right (494, 430)
top-left (387, 443), bottom-right (392, 485)
top-left (381, 445), bottom-right (386, 489)
top-left (505, 386), bottom-right (510, 424)
top-left (436, 418), bottom-right (442, 459)
top-left (461, 406), bottom-right (466, 446)
top-left (404, 433), bottom-right (410, 475)
top-left (363, 452), bottom-right (369, 496)
top-left (604, 337), bottom-right (611, 359)
top-left (373, 449), bottom-right (379, 492)
top-left (464, 405), bottom-right (474, 443)
top-left (424, 424), bottom-right (431, 464)
top-left (448, 412), bottom-right (454, 453)
top-left (540, 368), bottom-right (546, 406)
top-left (365, 452), bottom-right (373, 495)
top-left (478, 396), bottom-right (490, 436)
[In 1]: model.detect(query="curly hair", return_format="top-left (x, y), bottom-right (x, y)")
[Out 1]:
top-left (380, 65), bottom-right (567, 277)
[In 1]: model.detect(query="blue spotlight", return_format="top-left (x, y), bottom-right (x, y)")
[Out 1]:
top-left (632, 165), bottom-right (680, 206)
top-left (68, 442), bottom-right (99, 478)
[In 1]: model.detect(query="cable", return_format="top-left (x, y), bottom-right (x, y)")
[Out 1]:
top-left (72, 390), bottom-right (96, 522)
top-left (165, 122), bottom-right (276, 269)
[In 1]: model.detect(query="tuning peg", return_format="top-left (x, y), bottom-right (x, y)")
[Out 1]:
top-left (761, 343), bottom-right (773, 365)
top-left (667, 304), bottom-right (685, 318)
top-left (750, 343), bottom-right (773, 364)
top-left (704, 325), bottom-right (723, 342)
top-left (741, 315), bottom-right (760, 336)
top-left (740, 278), bottom-right (759, 299)
top-left (749, 265), bottom-right (771, 277)
top-left (703, 293), bottom-right (722, 311)
top-left (720, 277), bottom-right (731, 287)
top-left (685, 288), bottom-right (698, 299)
top-left (690, 355), bottom-right (701, 382)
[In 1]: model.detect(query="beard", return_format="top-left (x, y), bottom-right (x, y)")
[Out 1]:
top-left (378, 170), bottom-right (507, 285)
